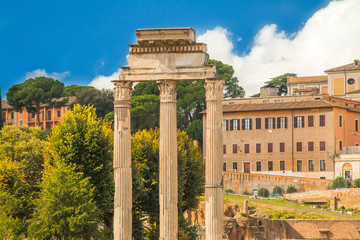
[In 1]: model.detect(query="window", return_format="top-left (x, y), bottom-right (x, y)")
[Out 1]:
top-left (294, 116), bottom-right (305, 128)
top-left (223, 163), bottom-right (226, 171)
top-left (280, 161), bottom-right (285, 171)
top-left (320, 141), bottom-right (326, 151)
top-left (19, 120), bottom-right (23, 126)
top-left (356, 119), bottom-right (359, 132)
top-left (348, 78), bottom-right (355, 85)
top-left (308, 115), bottom-right (314, 127)
top-left (296, 142), bottom-right (302, 152)
top-left (280, 142), bottom-right (285, 152)
top-left (320, 160), bottom-right (326, 171)
top-left (268, 143), bottom-right (273, 153)
top-left (244, 144), bottom-right (250, 154)
top-left (42, 111), bottom-right (44, 120)
top-left (339, 115), bottom-right (342, 127)
top-left (256, 161), bottom-right (261, 171)
top-left (268, 161), bottom-right (273, 171)
top-left (222, 120), bottom-right (228, 131)
top-left (230, 119), bottom-right (239, 130)
top-left (256, 118), bottom-right (261, 129)
top-left (11, 112), bottom-right (14, 119)
top-left (256, 143), bottom-right (261, 153)
top-left (265, 117), bottom-right (275, 129)
top-left (319, 115), bottom-right (326, 127)
top-left (339, 140), bottom-right (343, 151)
top-left (308, 142), bottom-right (314, 151)
top-left (242, 118), bottom-right (252, 130)
top-left (57, 110), bottom-right (61, 117)
top-left (232, 144), bottom-right (238, 154)
top-left (308, 160), bottom-right (314, 172)
top-left (223, 145), bottom-right (226, 154)
top-left (277, 117), bottom-right (287, 128)
top-left (48, 111), bottom-right (52, 120)
top-left (297, 160), bottom-right (302, 172)
top-left (233, 162), bottom-right (238, 172)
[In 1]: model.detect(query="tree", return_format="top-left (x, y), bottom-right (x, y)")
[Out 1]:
top-left (131, 129), bottom-right (205, 239)
top-left (131, 94), bottom-right (160, 133)
top-left (286, 185), bottom-right (298, 194)
top-left (258, 187), bottom-right (269, 197)
top-left (29, 162), bottom-right (101, 239)
top-left (75, 87), bottom-right (114, 118)
top-left (44, 105), bottom-right (113, 228)
top-left (272, 185), bottom-right (284, 195)
top-left (185, 119), bottom-right (203, 144)
top-left (330, 177), bottom-right (351, 189)
top-left (208, 59), bottom-right (245, 98)
top-left (0, 125), bottom-right (46, 191)
top-left (0, 87), bottom-right (3, 129)
top-left (7, 77), bottom-right (66, 126)
top-left (132, 81), bottom-right (159, 96)
top-left (262, 73), bottom-right (297, 96)
top-left (354, 178), bottom-right (360, 188)
top-left (64, 85), bottom-right (94, 96)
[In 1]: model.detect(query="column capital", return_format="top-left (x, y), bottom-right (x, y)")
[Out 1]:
top-left (113, 81), bottom-right (133, 107)
top-left (204, 78), bottom-right (225, 101)
top-left (157, 80), bottom-right (178, 102)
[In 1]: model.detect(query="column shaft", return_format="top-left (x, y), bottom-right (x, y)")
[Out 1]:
top-left (158, 80), bottom-right (178, 240)
top-left (205, 79), bottom-right (225, 240)
top-left (113, 81), bottom-right (133, 240)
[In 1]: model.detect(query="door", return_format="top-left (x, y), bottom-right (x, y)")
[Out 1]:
top-left (244, 163), bottom-right (250, 173)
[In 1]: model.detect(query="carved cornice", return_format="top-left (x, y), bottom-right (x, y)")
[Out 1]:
top-left (113, 81), bottom-right (132, 106)
top-left (157, 80), bottom-right (178, 102)
top-left (136, 28), bottom-right (196, 45)
top-left (205, 79), bottom-right (225, 101)
top-left (129, 43), bottom-right (207, 54)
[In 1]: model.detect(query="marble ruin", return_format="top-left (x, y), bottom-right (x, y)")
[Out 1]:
top-left (113, 28), bottom-right (224, 239)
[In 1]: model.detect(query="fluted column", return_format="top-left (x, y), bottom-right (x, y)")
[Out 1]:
top-left (113, 80), bottom-right (133, 240)
top-left (157, 80), bottom-right (178, 240)
top-left (204, 78), bottom-right (225, 240)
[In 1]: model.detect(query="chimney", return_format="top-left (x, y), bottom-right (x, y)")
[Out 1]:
top-left (354, 59), bottom-right (360, 66)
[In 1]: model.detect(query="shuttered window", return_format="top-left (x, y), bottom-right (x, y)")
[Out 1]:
top-left (242, 118), bottom-right (252, 130)
top-left (296, 142), bottom-right (302, 152)
top-left (265, 117), bottom-right (275, 129)
top-left (319, 115), bottom-right (326, 127)
top-left (256, 143), bottom-right (261, 153)
top-left (320, 141), bottom-right (326, 151)
top-left (244, 144), bottom-right (250, 154)
top-left (233, 144), bottom-right (238, 154)
top-left (308, 115), bottom-right (314, 127)
top-left (268, 161), bottom-right (273, 171)
top-left (223, 145), bottom-right (226, 154)
top-left (280, 161), bottom-right (285, 171)
top-left (268, 143), bottom-right (273, 153)
top-left (256, 162), bottom-right (261, 171)
top-left (280, 142), bottom-right (285, 152)
top-left (294, 116), bottom-right (305, 128)
top-left (277, 117), bottom-right (287, 128)
top-left (256, 118), bottom-right (261, 129)
top-left (308, 142), bottom-right (314, 151)
top-left (355, 119), bottom-right (358, 131)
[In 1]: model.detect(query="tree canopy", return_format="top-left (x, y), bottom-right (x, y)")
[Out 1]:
top-left (6, 77), bottom-right (66, 126)
top-left (64, 84), bottom-right (94, 96)
top-left (262, 73), bottom-right (297, 96)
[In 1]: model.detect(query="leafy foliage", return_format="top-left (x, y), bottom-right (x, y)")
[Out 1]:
top-left (29, 162), bottom-right (101, 239)
top-left (44, 105), bottom-right (113, 228)
top-left (286, 185), bottom-right (298, 194)
top-left (6, 77), bottom-right (66, 126)
top-left (208, 59), bottom-right (245, 98)
top-left (0, 89), bottom-right (3, 130)
top-left (354, 178), bottom-right (360, 188)
top-left (262, 73), bottom-right (297, 96)
top-left (330, 177), bottom-right (352, 189)
top-left (185, 119), bottom-right (203, 144)
top-left (272, 185), bottom-right (284, 195)
top-left (131, 128), bottom-right (205, 239)
top-left (75, 87), bottom-right (114, 118)
top-left (64, 84), bottom-right (94, 96)
top-left (258, 187), bottom-right (270, 197)
top-left (131, 94), bottom-right (160, 133)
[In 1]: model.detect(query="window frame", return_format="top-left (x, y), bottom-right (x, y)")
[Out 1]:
top-left (356, 119), bottom-right (359, 132)
top-left (296, 142), bottom-right (302, 152)
top-left (320, 160), bottom-right (326, 171)
top-left (268, 161), bottom-right (273, 171)
top-left (280, 161), bottom-right (285, 171)
top-left (268, 143), bottom-right (273, 153)
top-left (339, 115), bottom-right (342, 128)
top-left (308, 115), bottom-right (314, 127)
top-left (308, 142), bottom-right (314, 152)
top-left (320, 141), bottom-right (326, 151)
top-left (256, 161), bottom-right (261, 171)
top-left (294, 116), bottom-right (305, 128)
top-left (280, 142), bottom-right (285, 152)
top-left (319, 115), bottom-right (326, 127)
top-left (256, 143), bottom-right (261, 153)
top-left (232, 144), bottom-right (238, 154)
top-left (297, 160), bottom-right (302, 172)
top-left (308, 160), bottom-right (314, 172)
top-left (233, 162), bottom-right (238, 172)
top-left (244, 144), bottom-right (250, 154)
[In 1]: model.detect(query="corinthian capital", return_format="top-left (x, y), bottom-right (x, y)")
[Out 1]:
top-left (157, 80), bottom-right (178, 102)
top-left (113, 81), bottom-right (133, 101)
top-left (205, 78), bottom-right (225, 101)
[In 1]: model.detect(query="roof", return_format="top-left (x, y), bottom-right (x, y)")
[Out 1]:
top-left (287, 76), bottom-right (328, 84)
top-left (346, 89), bottom-right (360, 95)
top-left (325, 60), bottom-right (360, 72)
top-left (2, 96), bottom-right (76, 110)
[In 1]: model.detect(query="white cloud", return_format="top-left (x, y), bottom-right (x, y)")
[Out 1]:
top-left (25, 69), bottom-right (70, 81)
top-left (88, 68), bottom-right (120, 90)
top-left (198, 0), bottom-right (360, 96)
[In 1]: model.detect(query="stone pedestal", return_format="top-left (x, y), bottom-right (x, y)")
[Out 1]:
top-left (113, 81), bottom-right (133, 240)
top-left (204, 78), bottom-right (225, 240)
top-left (158, 80), bottom-right (178, 239)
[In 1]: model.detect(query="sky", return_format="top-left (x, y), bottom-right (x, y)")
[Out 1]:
top-left (2, 0), bottom-right (360, 98)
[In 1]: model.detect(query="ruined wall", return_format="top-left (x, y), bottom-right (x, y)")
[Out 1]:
top-left (224, 172), bottom-right (332, 194)
top-left (284, 188), bottom-right (360, 209)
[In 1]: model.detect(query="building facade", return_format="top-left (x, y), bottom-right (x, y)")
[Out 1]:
top-left (1, 96), bottom-right (76, 129)
top-left (202, 95), bottom-right (360, 180)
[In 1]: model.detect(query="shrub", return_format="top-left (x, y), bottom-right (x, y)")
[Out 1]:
top-left (272, 185), bottom-right (284, 195)
top-left (330, 177), bottom-right (352, 189)
top-left (286, 185), bottom-right (298, 194)
top-left (225, 189), bottom-right (234, 194)
top-left (354, 178), bottom-right (360, 188)
top-left (242, 190), bottom-right (250, 196)
top-left (258, 187), bottom-right (269, 197)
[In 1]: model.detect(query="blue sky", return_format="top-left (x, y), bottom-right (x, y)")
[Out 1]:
top-left (0, 0), bottom-right (347, 98)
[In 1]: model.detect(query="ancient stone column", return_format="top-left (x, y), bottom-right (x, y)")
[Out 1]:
top-left (113, 80), bottom-right (133, 240)
top-left (157, 80), bottom-right (178, 240)
top-left (204, 78), bottom-right (225, 240)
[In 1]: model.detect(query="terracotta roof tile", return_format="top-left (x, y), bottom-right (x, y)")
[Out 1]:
top-left (287, 76), bottom-right (328, 84)
top-left (325, 61), bottom-right (360, 72)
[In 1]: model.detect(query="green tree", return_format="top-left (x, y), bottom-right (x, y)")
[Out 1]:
top-left (6, 77), bottom-right (66, 126)
top-left (75, 88), bottom-right (114, 118)
top-left (0, 125), bottom-right (46, 191)
top-left (330, 177), bottom-right (351, 189)
top-left (44, 105), bottom-right (113, 228)
top-left (29, 162), bottom-right (100, 239)
top-left (262, 73), bottom-right (297, 96)
top-left (272, 185), bottom-right (284, 195)
top-left (132, 81), bottom-right (159, 96)
top-left (64, 84), bottom-right (94, 96)
top-left (208, 59), bottom-right (245, 98)
top-left (0, 87), bottom-right (3, 129)
top-left (131, 128), bottom-right (205, 239)
top-left (131, 94), bottom-right (160, 133)
top-left (286, 185), bottom-right (298, 194)
top-left (354, 178), bottom-right (360, 188)
top-left (258, 187), bottom-right (269, 197)
top-left (185, 119), bottom-right (203, 144)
